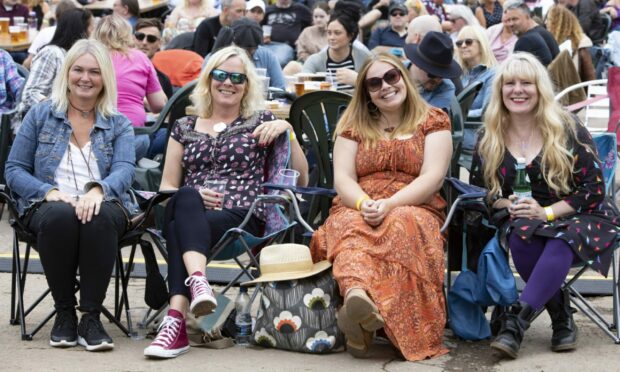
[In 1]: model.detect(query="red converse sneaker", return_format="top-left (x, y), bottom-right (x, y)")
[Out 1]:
top-left (185, 271), bottom-right (217, 317)
top-left (144, 310), bottom-right (190, 359)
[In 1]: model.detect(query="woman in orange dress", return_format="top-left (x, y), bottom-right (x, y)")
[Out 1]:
top-left (310, 53), bottom-right (452, 361)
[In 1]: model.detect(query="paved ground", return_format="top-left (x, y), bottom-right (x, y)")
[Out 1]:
top-left (2, 146), bottom-right (620, 371)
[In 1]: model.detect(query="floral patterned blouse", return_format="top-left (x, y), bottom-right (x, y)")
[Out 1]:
top-left (470, 123), bottom-right (620, 276)
top-left (171, 111), bottom-right (275, 218)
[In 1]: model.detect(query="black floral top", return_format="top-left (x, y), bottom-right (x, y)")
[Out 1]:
top-left (171, 111), bottom-right (275, 218)
top-left (470, 123), bottom-right (620, 276)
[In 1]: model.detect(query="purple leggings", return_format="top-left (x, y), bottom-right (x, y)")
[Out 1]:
top-left (509, 233), bottom-right (579, 310)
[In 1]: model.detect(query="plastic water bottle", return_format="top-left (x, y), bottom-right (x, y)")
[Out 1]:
top-left (234, 287), bottom-right (252, 346)
top-left (513, 157), bottom-right (532, 202)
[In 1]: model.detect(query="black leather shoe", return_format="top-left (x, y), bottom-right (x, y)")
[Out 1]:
top-left (77, 313), bottom-right (114, 351)
top-left (546, 290), bottom-right (578, 352)
top-left (490, 302), bottom-right (536, 359)
top-left (50, 308), bottom-right (78, 347)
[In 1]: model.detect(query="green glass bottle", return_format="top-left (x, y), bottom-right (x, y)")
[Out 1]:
top-left (514, 157), bottom-right (532, 201)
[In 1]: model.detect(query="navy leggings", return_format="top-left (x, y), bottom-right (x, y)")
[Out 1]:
top-left (509, 233), bottom-right (579, 310)
top-left (164, 187), bottom-right (263, 299)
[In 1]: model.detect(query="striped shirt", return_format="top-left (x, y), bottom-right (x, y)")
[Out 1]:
top-left (326, 51), bottom-right (355, 91)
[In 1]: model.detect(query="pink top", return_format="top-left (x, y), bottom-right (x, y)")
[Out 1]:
top-left (111, 49), bottom-right (162, 127)
top-left (486, 23), bottom-right (517, 63)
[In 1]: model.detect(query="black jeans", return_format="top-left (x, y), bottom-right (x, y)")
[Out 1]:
top-left (26, 201), bottom-right (127, 313)
top-left (164, 187), bottom-right (263, 299)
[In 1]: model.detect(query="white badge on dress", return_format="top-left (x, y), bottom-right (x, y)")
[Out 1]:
top-left (213, 122), bottom-right (227, 133)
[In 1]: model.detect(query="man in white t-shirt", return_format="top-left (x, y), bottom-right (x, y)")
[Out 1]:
top-left (23, 0), bottom-right (75, 69)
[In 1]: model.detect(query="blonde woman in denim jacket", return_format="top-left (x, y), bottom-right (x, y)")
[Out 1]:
top-left (5, 40), bottom-right (135, 353)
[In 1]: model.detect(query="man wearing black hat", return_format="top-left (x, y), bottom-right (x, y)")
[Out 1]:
top-left (368, 1), bottom-right (409, 52)
top-left (205, 18), bottom-right (286, 90)
top-left (404, 31), bottom-right (462, 110)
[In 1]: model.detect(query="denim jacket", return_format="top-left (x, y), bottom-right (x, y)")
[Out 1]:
top-left (5, 100), bottom-right (137, 215)
top-left (462, 65), bottom-right (495, 118)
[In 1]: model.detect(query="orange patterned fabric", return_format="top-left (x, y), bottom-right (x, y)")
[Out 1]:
top-left (310, 108), bottom-right (450, 361)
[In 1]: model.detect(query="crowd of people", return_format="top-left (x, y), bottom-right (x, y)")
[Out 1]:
top-left (1, 0), bottom-right (620, 365)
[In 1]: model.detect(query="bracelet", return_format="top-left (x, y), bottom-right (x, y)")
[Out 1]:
top-left (289, 131), bottom-right (296, 141)
top-left (355, 195), bottom-right (369, 211)
top-left (544, 206), bottom-right (555, 222)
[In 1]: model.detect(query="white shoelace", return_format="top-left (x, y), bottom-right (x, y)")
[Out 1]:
top-left (184, 275), bottom-right (213, 299)
top-left (151, 316), bottom-right (181, 347)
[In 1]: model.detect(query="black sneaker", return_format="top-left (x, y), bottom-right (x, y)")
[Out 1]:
top-left (77, 313), bottom-right (114, 351)
top-left (50, 309), bottom-right (78, 347)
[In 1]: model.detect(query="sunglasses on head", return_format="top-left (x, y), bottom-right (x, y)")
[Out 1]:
top-left (365, 68), bottom-right (402, 92)
top-left (134, 32), bottom-right (159, 43)
top-left (455, 38), bottom-right (476, 48)
top-left (211, 69), bottom-right (247, 84)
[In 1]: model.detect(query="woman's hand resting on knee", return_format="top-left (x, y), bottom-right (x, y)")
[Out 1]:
top-left (361, 198), bottom-right (394, 227)
top-left (46, 187), bottom-right (104, 223)
top-left (75, 187), bottom-right (104, 224)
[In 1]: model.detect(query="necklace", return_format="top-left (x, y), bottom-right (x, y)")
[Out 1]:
top-left (67, 132), bottom-right (95, 192)
top-left (512, 127), bottom-right (535, 157)
top-left (213, 122), bottom-right (227, 133)
top-left (69, 101), bottom-right (95, 119)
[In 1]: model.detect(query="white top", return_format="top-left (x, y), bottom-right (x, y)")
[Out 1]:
top-left (54, 141), bottom-right (101, 197)
top-left (28, 26), bottom-right (56, 55)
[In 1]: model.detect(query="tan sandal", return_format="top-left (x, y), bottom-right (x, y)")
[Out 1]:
top-left (345, 289), bottom-right (385, 332)
top-left (337, 305), bottom-right (373, 358)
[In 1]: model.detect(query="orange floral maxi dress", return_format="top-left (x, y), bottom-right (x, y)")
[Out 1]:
top-left (310, 108), bottom-right (450, 361)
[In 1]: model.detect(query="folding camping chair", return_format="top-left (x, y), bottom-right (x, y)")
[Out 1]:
top-left (0, 184), bottom-right (151, 340)
top-left (140, 128), bottom-right (309, 324)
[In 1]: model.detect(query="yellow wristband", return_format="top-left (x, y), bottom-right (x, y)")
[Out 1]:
top-left (355, 195), bottom-right (369, 211)
top-left (289, 131), bottom-right (296, 141)
top-left (545, 206), bottom-right (555, 222)
top-left (44, 187), bottom-right (58, 201)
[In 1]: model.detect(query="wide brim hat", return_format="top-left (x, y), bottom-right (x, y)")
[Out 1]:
top-left (404, 31), bottom-right (462, 79)
top-left (242, 243), bottom-right (331, 285)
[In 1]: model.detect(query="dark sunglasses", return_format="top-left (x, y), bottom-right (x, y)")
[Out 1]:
top-left (211, 69), bottom-right (247, 84)
top-left (365, 68), bottom-right (402, 92)
top-left (134, 32), bottom-right (159, 43)
top-left (391, 11), bottom-right (405, 17)
top-left (455, 38), bottom-right (476, 48)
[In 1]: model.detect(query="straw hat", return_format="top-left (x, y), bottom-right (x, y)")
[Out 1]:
top-left (243, 244), bottom-right (331, 285)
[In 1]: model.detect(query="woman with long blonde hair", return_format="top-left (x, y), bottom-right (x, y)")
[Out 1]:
top-left (470, 52), bottom-right (620, 359)
top-left (545, 5), bottom-right (595, 82)
top-left (311, 53), bottom-right (452, 361)
top-left (455, 25), bottom-right (497, 118)
top-left (93, 15), bottom-right (167, 160)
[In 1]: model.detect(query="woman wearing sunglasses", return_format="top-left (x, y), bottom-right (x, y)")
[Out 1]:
top-left (310, 53), bottom-right (452, 360)
top-left (455, 25), bottom-right (497, 119)
top-left (144, 46), bottom-right (308, 359)
top-left (93, 15), bottom-right (167, 161)
top-left (470, 53), bottom-right (619, 359)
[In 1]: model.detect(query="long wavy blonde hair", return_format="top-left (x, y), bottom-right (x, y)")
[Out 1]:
top-left (478, 52), bottom-right (579, 199)
top-left (546, 5), bottom-right (585, 53)
top-left (335, 53), bottom-right (429, 147)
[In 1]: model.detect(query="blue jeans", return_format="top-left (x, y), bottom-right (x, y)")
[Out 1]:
top-left (262, 42), bottom-right (295, 67)
top-left (135, 134), bottom-right (150, 160)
